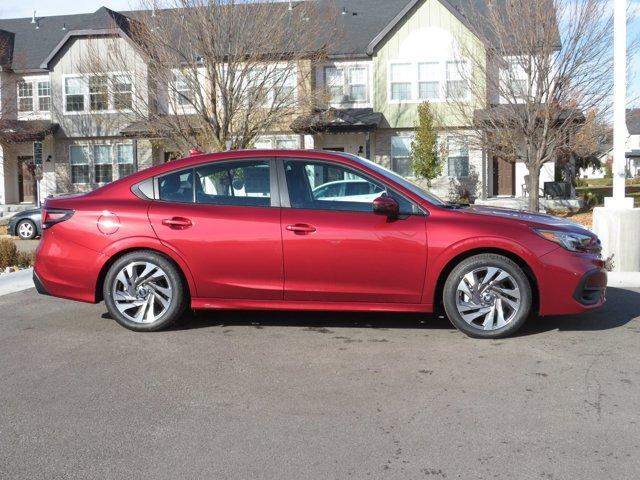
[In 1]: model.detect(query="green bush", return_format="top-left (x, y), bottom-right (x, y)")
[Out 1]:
top-left (0, 239), bottom-right (19, 270)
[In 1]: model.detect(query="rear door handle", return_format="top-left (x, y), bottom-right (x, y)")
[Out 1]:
top-left (162, 217), bottom-right (192, 230)
top-left (286, 223), bottom-right (317, 234)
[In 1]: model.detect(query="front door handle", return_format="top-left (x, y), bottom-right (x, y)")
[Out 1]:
top-left (286, 223), bottom-right (317, 234)
top-left (162, 217), bottom-right (192, 230)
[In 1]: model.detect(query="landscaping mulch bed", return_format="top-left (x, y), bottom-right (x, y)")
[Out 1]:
top-left (547, 210), bottom-right (593, 228)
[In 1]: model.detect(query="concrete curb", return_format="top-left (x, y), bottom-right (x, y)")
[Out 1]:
top-left (0, 268), bottom-right (34, 297)
top-left (607, 272), bottom-right (640, 288)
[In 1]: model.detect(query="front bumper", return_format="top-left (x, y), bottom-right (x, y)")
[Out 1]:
top-left (537, 248), bottom-right (606, 316)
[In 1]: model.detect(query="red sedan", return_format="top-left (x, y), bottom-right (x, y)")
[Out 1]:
top-left (33, 150), bottom-right (606, 338)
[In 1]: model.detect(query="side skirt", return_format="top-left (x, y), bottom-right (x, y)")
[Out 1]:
top-left (191, 298), bottom-right (433, 313)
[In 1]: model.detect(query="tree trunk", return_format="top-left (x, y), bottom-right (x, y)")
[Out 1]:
top-left (527, 165), bottom-right (541, 212)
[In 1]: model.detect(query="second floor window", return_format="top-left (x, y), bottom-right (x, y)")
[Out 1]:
top-left (65, 78), bottom-right (85, 112)
top-left (324, 65), bottom-right (369, 104)
top-left (418, 63), bottom-right (439, 100)
top-left (90, 77), bottom-right (109, 112)
top-left (17, 82), bottom-right (33, 112)
top-left (390, 64), bottom-right (412, 101)
top-left (38, 81), bottom-right (51, 111)
top-left (174, 72), bottom-right (194, 107)
top-left (65, 74), bottom-right (133, 113)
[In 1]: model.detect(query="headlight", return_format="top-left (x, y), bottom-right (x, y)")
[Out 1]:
top-left (533, 228), bottom-right (601, 254)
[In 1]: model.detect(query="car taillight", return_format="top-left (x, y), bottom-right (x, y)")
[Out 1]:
top-left (42, 208), bottom-right (74, 229)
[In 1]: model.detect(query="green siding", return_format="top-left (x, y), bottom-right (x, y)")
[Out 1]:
top-left (372, 0), bottom-right (485, 129)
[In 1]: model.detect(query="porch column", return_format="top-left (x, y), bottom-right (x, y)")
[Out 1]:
top-left (365, 132), bottom-right (371, 160)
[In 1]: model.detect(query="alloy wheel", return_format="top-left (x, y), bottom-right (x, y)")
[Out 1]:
top-left (112, 261), bottom-right (173, 324)
top-left (17, 221), bottom-right (34, 239)
top-left (455, 266), bottom-right (521, 331)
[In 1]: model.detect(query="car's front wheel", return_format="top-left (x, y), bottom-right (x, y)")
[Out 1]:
top-left (103, 251), bottom-right (187, 332)
top-left (16, 219), bottom-right (37, 240)
top-left (443, 254), bottom-right (532, 339)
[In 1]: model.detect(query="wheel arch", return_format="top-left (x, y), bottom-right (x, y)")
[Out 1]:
top-left (431, 247), bottom-right (540, 315)
top-left (94, 241), bottom-right (197, 303)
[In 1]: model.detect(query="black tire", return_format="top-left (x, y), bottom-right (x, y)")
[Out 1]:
top-left (16, 219), bottom-right (37, 240)
top-left (103, 250), bottom-right (187, 332)
top-left (442, 253), bottom-right (532, 339)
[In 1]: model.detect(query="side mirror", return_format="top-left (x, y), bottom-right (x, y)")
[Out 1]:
top-left (373, 194), bottom-right (399, 219)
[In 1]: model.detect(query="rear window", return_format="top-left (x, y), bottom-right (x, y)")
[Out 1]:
top-left (158, 169), bottom-right (194, 203)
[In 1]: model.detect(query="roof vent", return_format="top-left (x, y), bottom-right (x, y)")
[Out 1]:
top-left (341, 7), bottom-right (347, 15)
top-left (31, 10), bottom-right (37, 24)
top-left (61, 23), bottom-right (68, 31)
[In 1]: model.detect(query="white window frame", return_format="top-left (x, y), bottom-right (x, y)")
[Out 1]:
top-left (17, 81), bottom-right (34, 113)
top-left (116, 143), bottom-right (135, 178)
top-left (69, 145), bottom-right (91, 185)
top-left (446, 135), bottom-right (470, 178)
top-left (16, 76), bottom-right (51, 117)
top-left (93, 144), bottom-right (113, 185)
top-left (62, 73), bottom-right (134, 115)
top-left (37, 80), bottom-right (51, 112)
top-left (323, 63), bottom-right (370, 105)
top-left (390, 134), bottom-right (415, 178)
top-left (388, 60), bottom-right (470, 104)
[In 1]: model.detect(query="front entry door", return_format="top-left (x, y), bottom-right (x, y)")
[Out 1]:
top-left (493, 156), bottom-right (515, 196)
top-left (280, 159), bottom-right (427, 304)
top-left (147, 158), bottom-right (283, 300)
top-left (18, 157), bottom-right (35, 203)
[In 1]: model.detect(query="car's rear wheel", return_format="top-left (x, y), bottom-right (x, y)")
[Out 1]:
top-left (16, 219), bottom-right (37, 240)
top-left (103, 251), bottom-right (187, 332)
top-left (443, 254), bottom-right (532, 339)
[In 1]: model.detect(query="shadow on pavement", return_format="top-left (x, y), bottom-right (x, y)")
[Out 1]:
top-left (166, 287), bottom-right (639, 336)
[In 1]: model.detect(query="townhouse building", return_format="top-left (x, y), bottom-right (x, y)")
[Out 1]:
top-left (0, 0), bottom-right (557, 206)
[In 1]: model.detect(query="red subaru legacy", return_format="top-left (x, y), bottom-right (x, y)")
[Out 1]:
top-left (33, 150), bottom-right (606, 338)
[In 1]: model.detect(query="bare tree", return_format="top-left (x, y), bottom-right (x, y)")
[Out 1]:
top-left (80, 0), bottom-right (338, 155)
top-left (449, 0), bottom-right (615, 211)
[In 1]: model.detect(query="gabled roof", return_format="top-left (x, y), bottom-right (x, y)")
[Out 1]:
top-left (0, 7), bottom-right (132, 72)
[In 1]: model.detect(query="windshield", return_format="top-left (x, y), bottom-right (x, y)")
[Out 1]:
top-left (342, 153), bottom-right (447, 206)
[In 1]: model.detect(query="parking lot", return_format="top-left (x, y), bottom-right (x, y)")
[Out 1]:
top-left (1, 287), bottom-right (639, 479)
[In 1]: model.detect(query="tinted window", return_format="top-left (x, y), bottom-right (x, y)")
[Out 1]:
top-left (285, 160), bottom-right (419, 214)
top-left (195, 160), bottom-right (271, 207)
top-left (158, 169), bottom-right (194, 203)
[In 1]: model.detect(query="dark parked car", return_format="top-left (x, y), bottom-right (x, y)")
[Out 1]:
top-left (8, 208), bottom-right (42, 240)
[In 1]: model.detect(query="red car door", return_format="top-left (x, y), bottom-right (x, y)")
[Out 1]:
top-left (148, 158), bottom-right (283, 300)
top-left (279, 158), bottom-right (427, 304)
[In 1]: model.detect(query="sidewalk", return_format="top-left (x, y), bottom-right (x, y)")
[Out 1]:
top-left (0, 268), bottom-right (34, 296)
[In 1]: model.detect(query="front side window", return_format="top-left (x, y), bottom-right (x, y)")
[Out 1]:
top-left (117, 144), bottom-right (135, 178)
top-left (38, 81), bottom-right (51, 111)
top-left (390, 63), bottom-right (412, 101)
top-left (284, 159), bottom-right (416, 214)
top-left (195, 160), bottom-right (271, 207)
top-left (65, 78), bottom-right (85, 112)
top-left (447, 136), bottom-right (469, 178)
top-left (93, 145), bottom-right (112, 183)
top-left (17, 81), bottom-right (33, 112)
top-left (391, 136), bottom-right (413, 177)
top-left (70, 145), bottom-right (90, 184)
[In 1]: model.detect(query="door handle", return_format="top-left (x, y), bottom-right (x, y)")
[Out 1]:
top-left (162, 217), bottom-right (192, 230)
top-left (286, 223), bottom-right (316, 234)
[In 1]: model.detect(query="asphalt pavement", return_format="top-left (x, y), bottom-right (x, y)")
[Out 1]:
top-left (1, 287), bottom-right (639, 479)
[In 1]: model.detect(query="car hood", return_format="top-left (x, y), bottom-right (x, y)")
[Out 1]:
top-left (461, 205), bottom-right (591, 233)
top-left (10, 208), bottom-right (41, 219)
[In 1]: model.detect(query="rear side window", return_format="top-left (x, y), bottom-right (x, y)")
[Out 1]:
top-left (195, 160), bottom-right (271, 207)
top-left (158, 169), bottom-right (194, 203)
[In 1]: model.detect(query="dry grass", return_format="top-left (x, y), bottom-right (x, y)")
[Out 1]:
top-left (547, 210), bottom-right (593, 228)
top-left (0, 225), bottom-right (8, 236)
